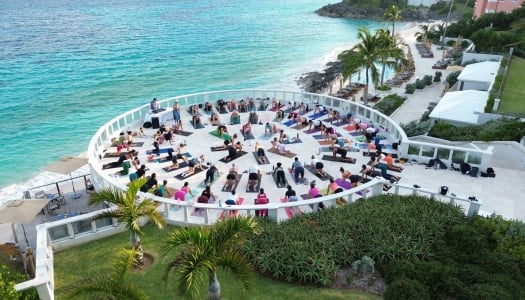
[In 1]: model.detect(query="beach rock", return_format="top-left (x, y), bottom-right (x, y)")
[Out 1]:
top-left (298, 61), bottom-right (343, 93)
top-left (315, 2), bottom-right (442, 22)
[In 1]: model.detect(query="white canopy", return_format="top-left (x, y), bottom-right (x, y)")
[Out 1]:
top-left (429, 90), bottom-right (489, 125)
top-left (457, 61), bottom-right (499, 83)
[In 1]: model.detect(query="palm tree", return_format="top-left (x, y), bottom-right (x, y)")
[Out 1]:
top-left (340, 27), bottom-right (380, 104)
top-left (163, 217), bottom-right (261, 300)
top-left (414, 24), bottom-right (431, 42)
top-left (66, 248), bottom-right (148, 300)
top-left (383, 5), bottom-right (403, 38)
top-left (89, 178), bottom-right (165, 264)
top-left (376, 28), bottom-right (407, 86)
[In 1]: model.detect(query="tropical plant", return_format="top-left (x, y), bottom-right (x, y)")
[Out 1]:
top-left (376, 28), bottom-right (407, 86)
top-left (163, 217), bottom-right (261, 300)
top-left (88, 178), bottom-right (165, 264)
top-left (383, 5), bottom-right (403, 38)
top-left (414, 24), bottom-right (431, 42)
top-left (0, 265), bottom-right (37, 300)
top-left (340, 27), bottom-right (381, 104)
top-left (66, 248), bottom-right (148, 300)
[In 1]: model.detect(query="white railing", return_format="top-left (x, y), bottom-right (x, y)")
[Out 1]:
top-left (18, 89), bottom-right (486, 299)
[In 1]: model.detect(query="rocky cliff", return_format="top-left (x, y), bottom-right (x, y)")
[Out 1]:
top-left (315, 2), bottom-right (441, 21)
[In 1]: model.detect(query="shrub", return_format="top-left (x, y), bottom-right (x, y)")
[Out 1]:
top-left (433, 71), bottom-right (442, 82)
top-left (400, 120), bottom-right (432, 137)
top-left (374, 94), bottom-right (407, 116)
top-left (423, 75), bottom-right (433, 86)
top-left (415, 79), bottom-right (426, 89)
top-left (384, 277), bottom-right (430, 300)
top-left (376, 85), bottom-right (392, 91)
top-left (429, 118), bottom-right (525, 142)
top-left (446, 71), bottom-right (461, 87)
top-left (405, 83), bottom-right (416, 94)
top-left (352, 255), bottom-right (375, 274)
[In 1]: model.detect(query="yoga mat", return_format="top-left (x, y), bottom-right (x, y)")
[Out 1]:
top-left (321, 155), bottom-right (356, 164)
top-left (280, 197), bottom-right (302, 218)
top-left (312, 134), bottom-right (324, 140)
top-left (241, 130), bottom-right (255, 140)
top-left (350, 132), bottom-right (363, 137)
top-left (344, 124), bottom-right (357, 131)
top-left (288, 168), bottom-right (308, 185)
top-left (162, 162), bottom-right (188, 172)
top-left (130, 142), bottom-right (144, 147)
top-left (317, 140), bottom-right (332, 145)
top-left (231, 116), bottom-right (241, 124)
top-left (211, 146), bottom-right (227, 152)
top-left (309, 111), bottom-right (327, 120)
top-left (257, 104), bottom-right (268, 111)
top-left (258, 134), bottom-right (273, 140)
top-left (272, 171), bottom-right (288, 188)
top-left (190, 121), bottom-right (205, 129)
top-left (174, 167), bottom-right (206, 180)
top-left (198, 171), bottom-right (222, 188)
top-left (252, 151), bottom-right (270, 165)
top-left (209, 130), bottom-right (231, 141)
top-left (355, 136), bottom-right (368, 143)
top-left (335, 178), bottom-right (352, 190)
top-left (282, 138), bottom-right (302, 144)
top-left (219, 151), bottom-right (248, 163)
top-left (358, 143), bottom-right (368, 150)
top-left (303, 128), bottom-right (320, 134)
top-left (173, 130), bottom-right (193, 137)
top-left (267, 148), bottom-right (296, 158)
top-left (222, 174), bottom-right (243, 192)
top-left (283, 119), bottom-right (296, 127)
top-left (245, 177), bottom-right (262, 193)
top-left (333, 119), bottom-right (349, 126)
top-left (305, 165), bottom-right (333, 181)
top-left (104, 152), bottom-right (125, 158)
top-left (217, 107), bottom-right (229, 114)
top-left (146, 148), bottom-right (174, 155)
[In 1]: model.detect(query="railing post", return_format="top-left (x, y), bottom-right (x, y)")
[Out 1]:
top-left (267, 203), bottom-right (278, 222)
top-left (204, 208), bottom-right (210, 225)
top-left (467, 200), bottom-right (481, 217)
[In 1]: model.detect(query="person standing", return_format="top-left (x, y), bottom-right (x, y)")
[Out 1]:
top-left (172, 100), bottom-right (181, 122)
top-left (150, 97), bottom-right (158, 111)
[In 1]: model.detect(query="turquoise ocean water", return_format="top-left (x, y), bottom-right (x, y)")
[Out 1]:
top-left (0, 0), bottom-right (389, 189)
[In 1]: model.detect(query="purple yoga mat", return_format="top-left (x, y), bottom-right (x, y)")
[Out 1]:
top-left (335, 178), bottom-right (352, 190)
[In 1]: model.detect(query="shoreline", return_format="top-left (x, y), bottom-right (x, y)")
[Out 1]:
top-left (297, 21), bottom-right (432, 93)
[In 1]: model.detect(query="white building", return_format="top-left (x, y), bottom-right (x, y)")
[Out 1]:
top-left (407, 0), bottom-right (447, 7)
top-left (457, 61), bottom-right (500, 91)
top-left (429, 90), bottom-right (490, 125)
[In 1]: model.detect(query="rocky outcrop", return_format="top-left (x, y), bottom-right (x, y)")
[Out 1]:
top-left (315, 2), bottom-right (440, 22)
top-left (297, 61), bottom-right (343, 93)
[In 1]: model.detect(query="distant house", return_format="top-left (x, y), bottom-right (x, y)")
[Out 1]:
top-left (473, 0), bottom-right (524, 18)
top-left (429, 90), bottom-right (491, 126)
top-left (457, 61), bottom-right (499, 91)
top-left (407, 0), bottom-right (444, 7)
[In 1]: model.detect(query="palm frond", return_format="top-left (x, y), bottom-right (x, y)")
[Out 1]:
top-left (216, 249), bottom-right (254, 292)
top-left (163, 227), bottom-right (211, 254)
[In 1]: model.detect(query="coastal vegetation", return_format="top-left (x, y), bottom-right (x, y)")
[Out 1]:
top-left (429, 118), bottom-right (525, 142)
top-left (500, 56), bottom-right (525, 114)
top-left (373, 94), bottom-right (407, 116)
top-left (88, 178), bottom-right (166, 265)
top-left (54, 195), bottom-right (525, 299)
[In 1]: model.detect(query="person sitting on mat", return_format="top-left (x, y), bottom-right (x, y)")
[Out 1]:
top-left (192, 115), bottom-right (202, 128)
top-left (308, 181), bottom-right (320, 199)
top-left (248, 98), bottom-right (256, 111)
top-left (189, 104), bottom-right (199, 116)
top-left (172, 119), bottom-right (183, 133)
top-left (201, 185), bottom-right (216, 203)
top-left (255, 141), bottom-right (266, 164)
top-left (176, 144), bottom-right (189, 164)
top-left (285, 185), bottom-right (298, 202)
top-left (385, 153), bottom-right (403, 172)
top-left (291, 157), bottom-right (305, 183)
top-left (264, 122), bottom-right (272, 136)
top-left (258, 98), bottom-right (267, 110)
top-left (310, 155), bottom-right (319, 168)
top-left (224, 163), bottom-right (239, 191)
top-left (271, 97), bottom-right (280, 110)
top-left (166, 156), bottom-right (182, 171)
top-left (217, 99), bottom-right (227, 113)
top-left (230, 110), bottom-right (240, 123)
top-left (340, 167), bottom-right (352, 181)
top-left (272, 137), bottom-right (288, 154)
top-left (140, 173), bottom-right (158, 192)
top-left (274, 162), bottom-right (286, 188)
top-left (332, 145), bottom-right (355, 163)
top-left (210, 113), bottom-right (221, 126)
top-left (242, 122), bottom-right (252, 136)
top-left (326, 178), bottom-right (340, 194)
top-left (225, 144), bottom-right (239, 161)
top-left (229, 99), bottom-right (237, 111)
top-left (247, 164), bottom-right (261, 191)
top-left (203, 101), bottom-right (213, 114)
top-left (255, 188), bottom-right (269, 217)
top-left (180, 160), bottom-right (197, 178)
top-left (276, 110), bottom-right (284, 120)
top-left (239, 99), bottom-right (247, 112)
top-left (315, 161), bottom-right (328, 178)
top-left (216, 124), bottom-right (228, 138)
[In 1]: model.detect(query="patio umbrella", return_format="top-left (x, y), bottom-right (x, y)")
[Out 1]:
top-left (0, 199), bottom-right (49, 246)
top-left (43, 156), bottom-right (88, 199)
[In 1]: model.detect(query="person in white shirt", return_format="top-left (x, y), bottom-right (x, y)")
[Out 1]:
top-left (310, 155), bottom-right (318, 168)
top-left (247, 165), bottom-right (261, 191)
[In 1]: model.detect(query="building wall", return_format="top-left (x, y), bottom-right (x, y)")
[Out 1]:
top-left (474, 0), bottom-right (524, 18)
top-left (407, 0), bottom-right (443, 7)
top-left (459, 80), bottom-right (490, 91)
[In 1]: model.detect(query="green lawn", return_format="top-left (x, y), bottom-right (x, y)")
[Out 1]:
top-left (53, 223), bottom-right (379, 300)
top-left (500, 56), bottom-right (525, 114)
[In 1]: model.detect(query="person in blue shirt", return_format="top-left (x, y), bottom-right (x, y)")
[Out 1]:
top-left (150, 98), bottom-right (158, 111)
top-left (291, 157), bottom-right (304, 183)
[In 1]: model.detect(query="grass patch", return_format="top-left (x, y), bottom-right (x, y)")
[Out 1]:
top-left (500, 56), bottom-right (525, 114)
top-left (54, 223), bottom-right (379, 300)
